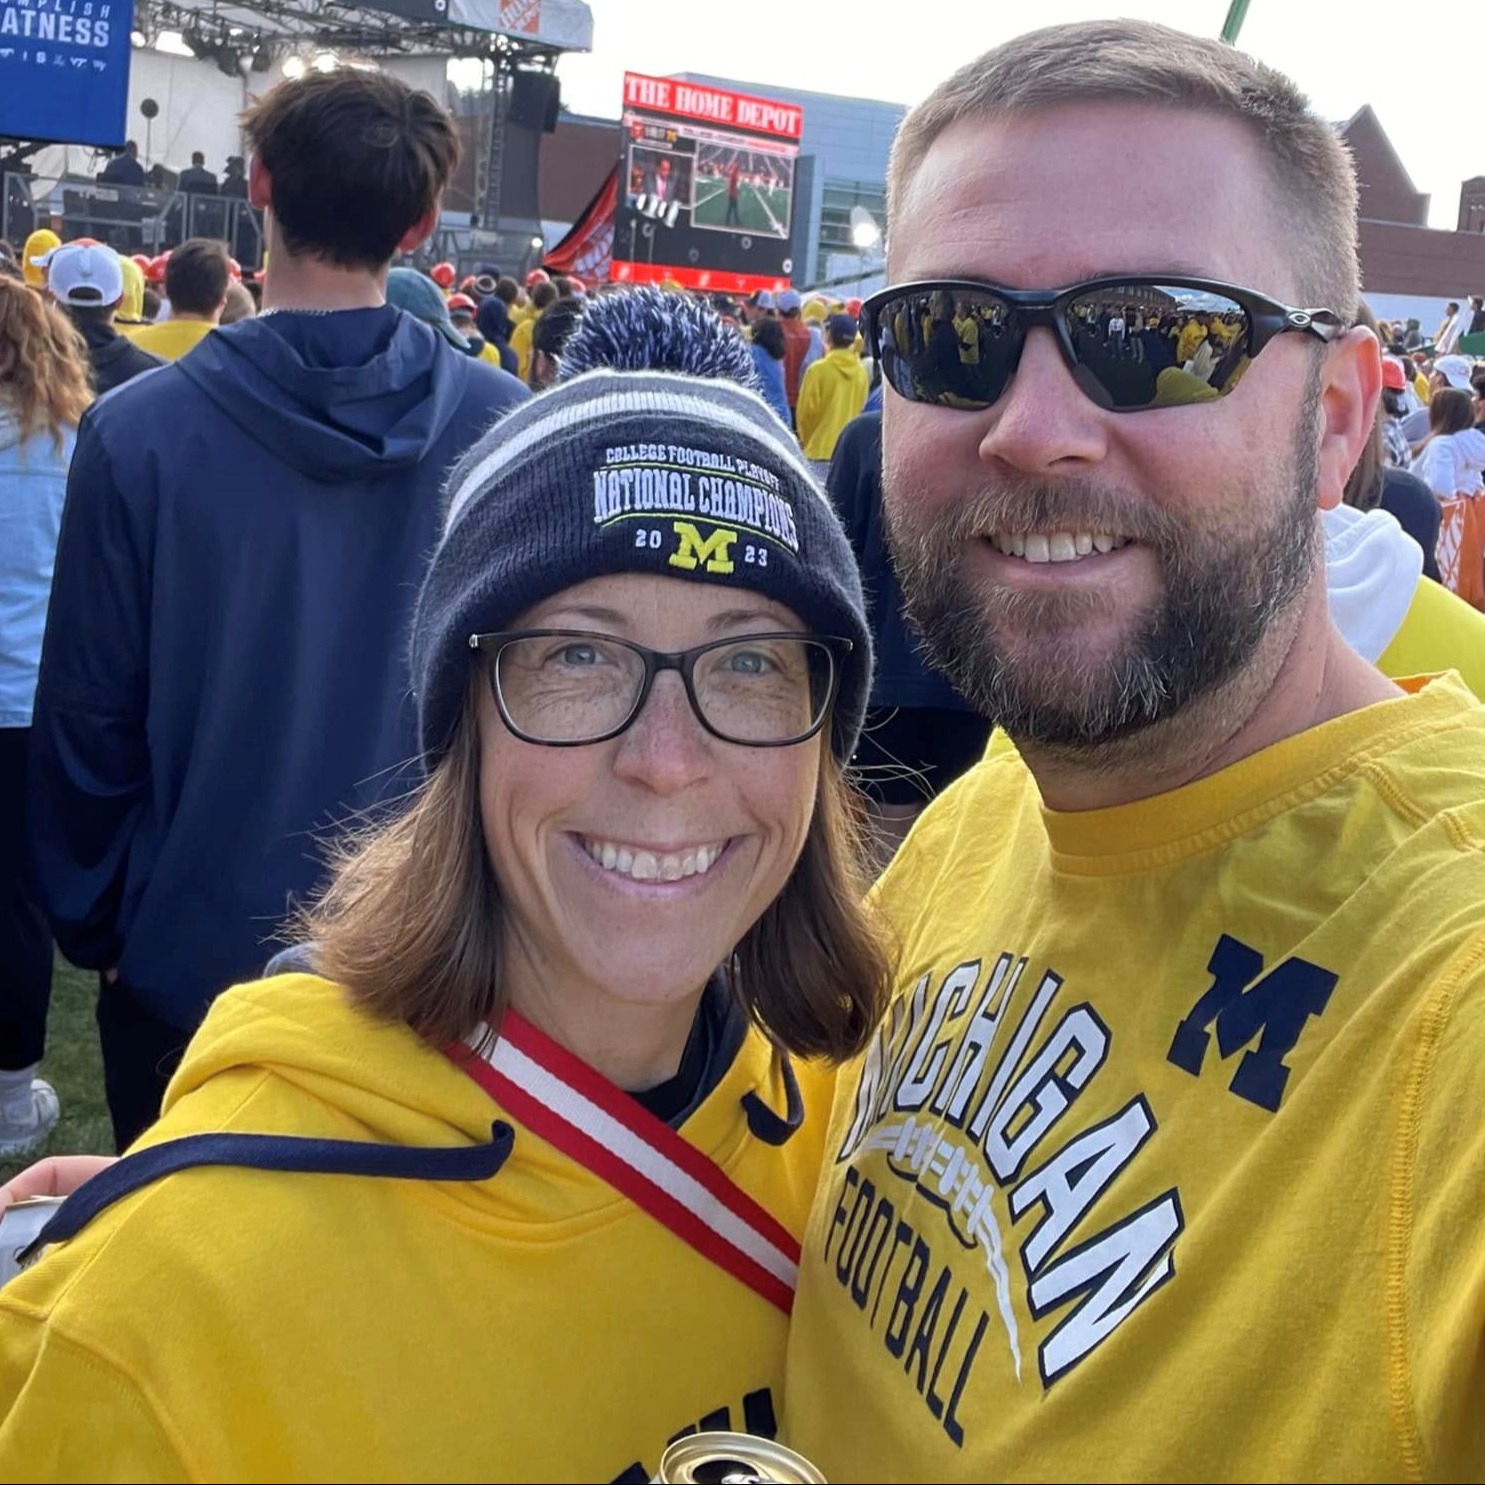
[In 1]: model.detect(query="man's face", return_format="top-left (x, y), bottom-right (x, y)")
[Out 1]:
top-left (882, 103), bottom-right (1336, 750)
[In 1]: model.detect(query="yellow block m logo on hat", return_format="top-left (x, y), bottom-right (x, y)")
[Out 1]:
top-left (668, 521), bottom-right (738, 575)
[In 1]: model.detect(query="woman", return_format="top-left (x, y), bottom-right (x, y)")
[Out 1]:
top-left (1412, 387), bottom-right (1485, 499)
top-left (750, 315), bottom-right (791, 426)
top-left (0, 281), bottom-right (90, 1156)
top-left (0, 306), bottom-right (889, 1481)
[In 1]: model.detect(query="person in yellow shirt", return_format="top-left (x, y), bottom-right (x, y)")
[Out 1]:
top-left (0, 308), bottom-right (888, 1483)
top-left (785, 23), bottom-right (1485, 1482)
top-left (511, 278), bottom-right (557, 384)
top-left (795, 313), bottom-right (869, 470)
top-left (129, 238), bottom-right (228, 362)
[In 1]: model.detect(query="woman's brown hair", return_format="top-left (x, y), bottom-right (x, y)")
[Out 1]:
top-left (300, 683), bottom-right (894, 1063)
top-left (0, 278), bottom-right (91, 448)
top-left (1426, 387), bottom-right (1474, 442)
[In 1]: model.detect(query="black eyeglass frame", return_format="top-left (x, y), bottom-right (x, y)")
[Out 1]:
top-left (862, 275), bottom-right (1344, 412)
top-left (468, 629), bottom-right (854, 748)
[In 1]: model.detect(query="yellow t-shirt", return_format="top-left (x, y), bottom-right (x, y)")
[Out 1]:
top-left (786, 675), bottom-right (1485, 1481)
top-left (1379, 579), bottom-right (1485, 699)
top-left (511, 313), bottom-right (538, 385)
top-left (0, 975), bottom-right (834, 1482)
top-left (1175, 318), bottom-right (1209, 364)
top-left (127, 318), bottom-right (217, 362)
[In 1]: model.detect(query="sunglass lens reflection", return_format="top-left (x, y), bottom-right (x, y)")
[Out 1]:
top-left (1063, 286), bottom-right (1253, 409)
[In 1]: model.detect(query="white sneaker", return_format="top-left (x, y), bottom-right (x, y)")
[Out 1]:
top-left (0, 1079), bottom-right (60, 1158)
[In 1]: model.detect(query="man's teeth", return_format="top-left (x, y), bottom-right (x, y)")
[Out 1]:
top-left (582, 838), bottom-right (726, 882)
top-left (989, 531), bottom-right (1129, 563)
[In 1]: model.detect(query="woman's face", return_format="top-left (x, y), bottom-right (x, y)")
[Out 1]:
top-left (476, 573), bottom-right (825, 1019)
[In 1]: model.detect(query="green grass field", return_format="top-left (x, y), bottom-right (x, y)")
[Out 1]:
top-left (0, 959), bottom-right (113, 1184)
top-left (692, 181), bottom-right (791, 238)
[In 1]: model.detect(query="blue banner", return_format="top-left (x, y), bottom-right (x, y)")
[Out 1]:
top-left (0, 0), bottom-right (131, 147)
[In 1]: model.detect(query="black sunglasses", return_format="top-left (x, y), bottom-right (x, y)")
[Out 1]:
top-left (863, 276), bottom-right (1343, 413)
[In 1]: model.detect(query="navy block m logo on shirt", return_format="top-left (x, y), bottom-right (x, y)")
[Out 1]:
top-left (1167, 935), bottom-right (1338, 1112)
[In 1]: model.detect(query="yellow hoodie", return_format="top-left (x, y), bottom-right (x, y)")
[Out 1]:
top-left (114, 255), bottom-right (147, 330)
top-left (795, 347), bottom-right (869, 462)
top-left (0, 974), bottom-right (833, 1482)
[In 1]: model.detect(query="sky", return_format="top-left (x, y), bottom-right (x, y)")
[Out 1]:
top-left (553, 0), bottom-right (1480, 231)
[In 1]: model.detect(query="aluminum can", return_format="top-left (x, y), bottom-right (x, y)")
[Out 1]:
top-left (653, 1431), bottom-right (826, 1484)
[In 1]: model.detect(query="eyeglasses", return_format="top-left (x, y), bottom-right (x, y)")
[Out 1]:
top-left (862, 276), bottom-right (1343, 414)
top-left (468, 630), bottom-right (852, 748)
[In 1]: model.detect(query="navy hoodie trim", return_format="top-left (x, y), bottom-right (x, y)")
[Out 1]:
top-left (22, 1122), bottom-right (514, 1262)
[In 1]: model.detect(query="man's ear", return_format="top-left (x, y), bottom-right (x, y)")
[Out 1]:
top-left (397, 201), bottom-right (441, 255)
top-left (1315, 326), bottom-right (1383, 513)
top-left (248, 157), bottom-right (272, 212)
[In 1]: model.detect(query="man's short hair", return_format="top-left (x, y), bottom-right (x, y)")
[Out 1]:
top-left (888, 19), bottom-right (1361, 319)
top-left (191, 151), bottom-right (205, 166)
top-left (165, 238), bottom-right (231, 317)
top-left (530, 280), bottom-right (558, 312)
top-left (66, 302), bottom-right (115, 330)
top-left (495, 275), bottom-right (519, 305)
top-left (240, 68), bottom-right (459, 272)
top-left (533, 298), bottom-right (583, 362)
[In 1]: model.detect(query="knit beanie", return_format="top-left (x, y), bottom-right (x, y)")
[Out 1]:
top-left (411, 365), bottom-right (871, 766)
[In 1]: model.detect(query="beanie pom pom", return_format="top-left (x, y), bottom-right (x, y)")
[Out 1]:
top-left (556, 285), bottom-right (762, 393)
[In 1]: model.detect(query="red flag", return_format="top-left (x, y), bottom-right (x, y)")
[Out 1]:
top-left (543, 167), bottom-right (617, 282)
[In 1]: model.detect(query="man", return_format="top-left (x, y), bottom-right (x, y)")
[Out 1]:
top-left (1436, 299), bottom-right (1467, 355)
top-left (528, 296), bottom-right (583, 389)
top-left (219, 155), bottom-right (249, 200)
top-left (97, 142), bottom-right (145, 189)
top-left (796, 311), bottom-right (869, 473)
top-left (1469, 294), bottom-right (1485, 339)
top-left (785, 21), bottom-right (1485, 1480)
top-left (726, 158), bottom-right (743, 226)
top-left (29, 68), bottom-right (526, 1152)
top-left (830, 409), bottom-right (991, 864)
top-left (128, 238), bottom-right (229, 361)
top-left (43, 240), bottom-right (163, 394)
top-left (776, 288), bottom-right (817, 416)
top-left (176, 151), bottom-right (218, 195)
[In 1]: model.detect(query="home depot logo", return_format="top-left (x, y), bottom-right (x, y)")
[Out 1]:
top-left (499, 0), bottom-right (542, 33)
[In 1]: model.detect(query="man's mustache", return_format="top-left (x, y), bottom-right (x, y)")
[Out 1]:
top-left (887, 477), bottom-right (1187, 552)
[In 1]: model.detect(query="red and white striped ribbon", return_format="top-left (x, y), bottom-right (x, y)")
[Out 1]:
top-left (446, 1010), bottom-right (800, 1314)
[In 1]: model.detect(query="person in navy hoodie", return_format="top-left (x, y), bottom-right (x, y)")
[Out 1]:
top-left (28, 68), bottom-right (527, 1151)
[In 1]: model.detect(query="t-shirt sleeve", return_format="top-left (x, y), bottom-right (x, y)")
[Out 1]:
top-left (0, 1311), bottom-right (193, 1481)
top-left (1399, 944), bottom-right (1485, 1479)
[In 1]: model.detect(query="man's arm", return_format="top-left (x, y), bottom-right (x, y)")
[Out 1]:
top-left (27, 414), bottom-right (153, 972)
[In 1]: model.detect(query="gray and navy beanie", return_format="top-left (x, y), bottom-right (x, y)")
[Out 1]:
top-left (411, 366), bottom-right (872, 765)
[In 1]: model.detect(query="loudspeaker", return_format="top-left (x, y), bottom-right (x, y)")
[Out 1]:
top-left (509, 71), bottom-right (560, 133)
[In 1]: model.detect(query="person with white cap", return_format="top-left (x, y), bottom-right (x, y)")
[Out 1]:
top-left (1398, 354), bottom-right (1478, 449)
top-left (42, 241), bottom-right (163, 396)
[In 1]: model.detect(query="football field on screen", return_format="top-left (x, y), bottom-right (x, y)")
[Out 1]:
top-left (691, 179), bottom-right (792, 238)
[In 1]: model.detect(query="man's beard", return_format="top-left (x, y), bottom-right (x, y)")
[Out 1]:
top-left (884, 386), bottom-right (1323, 752)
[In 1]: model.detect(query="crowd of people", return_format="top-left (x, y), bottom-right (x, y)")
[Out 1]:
top-left (1, 17), bottom-right (1485, 1481)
